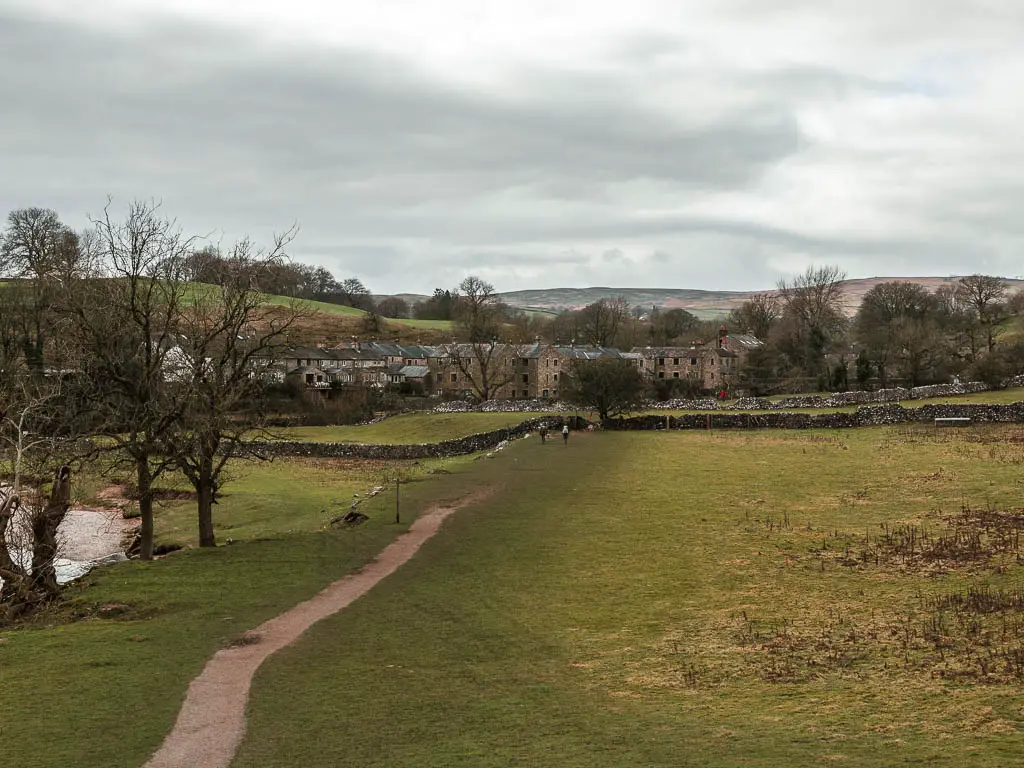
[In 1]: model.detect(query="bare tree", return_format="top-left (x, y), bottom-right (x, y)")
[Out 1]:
top-left (376, 296), bottom-right (409, 318)
top-left (0, 207), bottom-right (81, 282)
top-left (0, 466), bottom-right (73, 614)
top-left (58, 200), bottom-right (196, 560)
top-left (0, 376), bottom-right (77, 614)
top-left (338, 278), bottom-right (374, 311)
top-left (0, 207), bottom-right (82, 371)
top-left (562, 357), bottom-right (648, 420)
top-left (728, 293), bottom-right (780, 340)
top-left (579, 297), bottom-right (629, 347)
top-left (455, 276), bottom-right (505, 343)
top-left (776, 265), bottom-right (848, 377)
top-left (855, 281), bottom-right (934, 387)
top-left (446, 342), bottom-right (519, 400)
top-left (165, 233), bottom-right (302, 548)
top-left (956, 274), bottom-right (1009, 355)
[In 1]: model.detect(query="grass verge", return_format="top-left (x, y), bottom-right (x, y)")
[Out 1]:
top-left (0, 449), bottom-right (495, 768)
top-left (235, 426), bottom-right (1024, 767)
top-left (276, 412), bottom-right (552, 444)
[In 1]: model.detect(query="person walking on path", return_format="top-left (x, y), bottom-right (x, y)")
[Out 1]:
top-left (562, 424), bottom-right (569, 445)
top-left (539, 427), bottom-right (548, 444)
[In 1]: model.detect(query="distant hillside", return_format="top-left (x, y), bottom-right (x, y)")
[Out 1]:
top-left (494, 277), bottom-right (1024, 318)
top-left (498, 287), bottom-right (745, 317)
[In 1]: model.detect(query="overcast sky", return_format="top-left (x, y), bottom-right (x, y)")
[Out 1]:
top-left (2, 1), bottom-right (1022, 294)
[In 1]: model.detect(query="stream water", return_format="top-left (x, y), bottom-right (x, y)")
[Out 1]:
top-left (2, 507), bottom-right (129, 587)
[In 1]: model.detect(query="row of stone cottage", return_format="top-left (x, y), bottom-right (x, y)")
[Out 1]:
top-left (273, 327), bottom-right (764, 399)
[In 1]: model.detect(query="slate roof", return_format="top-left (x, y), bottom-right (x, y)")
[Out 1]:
top-left (726, 334), bottom-right (765, 350)
top-left (362, 341), bottom-right (405, 357)
top-left (550, 345), bottom-right (613, 359)
top-left (399, 365), bottom-right (431, 378)
top-left (629, 346), bottom-right (702, 358)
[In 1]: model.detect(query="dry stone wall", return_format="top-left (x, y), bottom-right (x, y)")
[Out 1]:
top-left (652, 381), bottom-right (991, 412)
top-left (254, 399), bottom-right (1024, 460)
top-left (248, 416), bottom-right (565, 460)
top-left (603, 403), bottom-right (1024, 431)
top-left (435, 381), bottom-right (995, 414)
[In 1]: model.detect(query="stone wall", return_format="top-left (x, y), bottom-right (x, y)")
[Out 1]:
top-left (603, 403), bottom-right (1024, 431)
top-left (248, 416), bottom-right (565, 460)
top-left (651, 381), bottom-right (991, 412)
top-left (434, 398), bottom-right (573, 414)
top-left (440, 381), bottom-right (997, 415)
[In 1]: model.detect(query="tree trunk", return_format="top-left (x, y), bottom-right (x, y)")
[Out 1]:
top-left (136, 457), bottom-right (155, 561)
top-left (28, 466), bottom-right (71, 598)
top-left (0, 493), bottom-right (21, 604)
top-left (197, 481), bottom-right (216, 548)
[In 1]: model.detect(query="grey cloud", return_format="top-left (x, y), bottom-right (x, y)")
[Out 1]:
top-left (1, 7), bottom-right (1022, 293)
top-left (0, 12), bottom-right (798, 194)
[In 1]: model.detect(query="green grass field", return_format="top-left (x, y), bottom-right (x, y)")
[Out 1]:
top-left (7, 424), bottom-right (1024, 766)
top-left (235, 427), bottom-right (1024, 767)
top-left (263, 292), bottom-right (454, 331)
top-left (0, 453), bottom-right (476, 768)
top-left (183, 281), bottom-right (454, 332)
top-left (650, 386), bottom-right (1024, 416)
top-left (277, 411), bottom-right (552, 444)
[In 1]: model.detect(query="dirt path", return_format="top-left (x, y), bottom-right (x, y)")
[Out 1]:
top-left (144, 489), bottom-right (492, 768)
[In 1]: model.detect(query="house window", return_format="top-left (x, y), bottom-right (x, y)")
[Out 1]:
top-left (545, 359), bottom-right (549, 367)
top-left (542, 389), bottom-right (549, 397)
top-left (691, 358), bottom-right (697, 366)
top-left (554, 359), bottom-right (559, 366)
top-left (673, 372), bottom-right (679, 378)
top-left (450, 373), bottom-right (457, 382)
top-left (658, 357), bottom-right (665, 366)
top-left (658, 371), bottom-right (665, 379)
top-left (673, 358), bottom-right (679, 365)
top-left (522, 374), bottom-right (529, 384)
top-left (521, 358), bottom-right (529, 366)
top-left (553, 374), bottom-right (558, 382)
top-left (522, 390), bottom-right (528, 398)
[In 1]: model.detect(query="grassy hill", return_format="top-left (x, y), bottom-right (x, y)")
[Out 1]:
top-left (261, 293), bottom-right (453, 332)
top-left (493, 276), bottom-right (1024, 318)
top-left (499, 286), bottom-right (746, 315)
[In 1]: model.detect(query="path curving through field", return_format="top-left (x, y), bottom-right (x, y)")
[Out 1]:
top-left (144, 489), bottom-right (492, 768)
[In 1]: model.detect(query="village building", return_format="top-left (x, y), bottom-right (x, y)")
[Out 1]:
top-left (273, 328), bottom-right (763, 399)
top-left (631, 327), bottom-right (763, 393)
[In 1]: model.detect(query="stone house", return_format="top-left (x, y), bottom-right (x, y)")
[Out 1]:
top-left (432, 342), bottom-right (522, 399)
top-left (285, 364), bottom-right (330, 389)
top-left (632, 346), bottom-right (705, 383)
top-left (631, 328), bottom-right (760, 392)
top-left (541, 345), bottom-right (640, 399)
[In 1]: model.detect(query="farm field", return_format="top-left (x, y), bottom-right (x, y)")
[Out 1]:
top-left (6, 423), bottom-right (1024, 766)
top-left (647, 386), bottom-right (1024, 416)
top-left (236, 426), bottom-right (1024, 767)
top-left (271, 386), bottom-right (1024, 448)
top-left (0, 453), bottom-right (477, 768)
top-left (903, 386), bottom-right (1024, 406)
top-left (262, 293), bottom-right (454, 331)
top-left (277, 411), bottom-right (553, 444)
